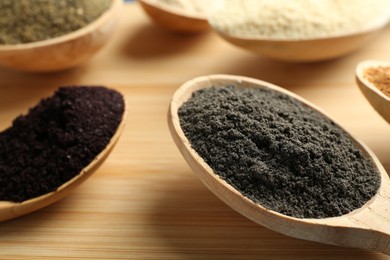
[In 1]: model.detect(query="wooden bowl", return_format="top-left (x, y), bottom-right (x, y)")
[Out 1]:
top-left (138, 0), bottom-right (209, 33)
top-left (208, 8), bottom-right (390, 62)
top-left (0, 0), bottom-right (122, 72)
top-left (214, 29), bottom-right (384, 62)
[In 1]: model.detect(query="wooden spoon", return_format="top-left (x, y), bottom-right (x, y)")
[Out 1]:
top-left (209, 21), bottom-right (389, 62)
top-left (0, 104), bottom-right (127, 222)
top-left (138, 0), bottom-right (210, 33)
top-left (168, 74), bottom-right (390, 254)
top-left (356, 60), bottom-right (390, 124)
top-left (0, 0), bottom-right (122, 72)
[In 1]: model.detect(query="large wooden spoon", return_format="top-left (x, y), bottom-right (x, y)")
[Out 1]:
top-left (356, 60), bottom-right (390, 124)
top-left (168, 74), bottom-right (390, 254)
top-left (0, 102), bottom-right (127, 222)
top-left (0, 0), bottom-right (122, 72)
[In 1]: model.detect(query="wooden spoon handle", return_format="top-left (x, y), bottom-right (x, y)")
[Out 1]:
top-left (234, 186), bottom-right (390, 255)
top-left (331, 142), bottom-right (390, 254)
top-left (348, 189), bottom-right (390, 254)
top-left (294, 182), bottom-right (390, 254)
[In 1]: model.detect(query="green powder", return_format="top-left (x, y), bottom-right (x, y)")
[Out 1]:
top-left (0, 0), bottom-right (112, 45)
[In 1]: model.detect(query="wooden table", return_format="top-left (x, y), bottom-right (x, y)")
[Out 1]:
top-left (1, 3), bottom-right (390, 259)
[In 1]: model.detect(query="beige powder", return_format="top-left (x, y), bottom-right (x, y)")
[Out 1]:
top-left (209, 0), bottom-right (390, 39)
top-left (364, 66), bottom-right (390, 97)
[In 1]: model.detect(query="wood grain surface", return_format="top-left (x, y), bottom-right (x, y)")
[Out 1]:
top-left (0, 2), bottom-right (390, 259)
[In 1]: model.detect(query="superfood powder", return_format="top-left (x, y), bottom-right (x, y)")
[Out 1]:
top-left (0, 86), bottom-right (124, 202)
top-left (364, 66), bottom-right (390, 98)
top-left (209, 0), bottom-right (390, 39)
top-left (0, 0), bottom-right (112, 44)
top-left (178, 85), bottom-right (380, 219)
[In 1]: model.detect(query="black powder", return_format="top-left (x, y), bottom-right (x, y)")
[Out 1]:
top-left (0, 86), bottom-right (124, 202)
top-left (178, 85), bottom-right (380, 219)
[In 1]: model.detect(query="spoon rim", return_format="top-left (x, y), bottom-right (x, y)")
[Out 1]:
top-left (0, 0), bottom-right (122, 51)
top-left (169, 74), bottom-right (388, 224)
top-left (356, 60), bottom-right (390, 102)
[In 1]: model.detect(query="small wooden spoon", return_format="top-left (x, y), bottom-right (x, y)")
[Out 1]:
top-left (138, 0), bottom-right (210, 33)
top-left (0, 104), bottom-right (127, 222)
top-left (210, 21), bottom-right (389, 62)
top-left (356, 60), bottom-right (390, 123)
top-left (168, 74), bottom-right (390, 254)
top-left (0, 0), bottom-right (122, 72)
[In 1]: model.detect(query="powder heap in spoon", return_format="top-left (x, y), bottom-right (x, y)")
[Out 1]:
top-left (364, 66), bottom-right (390, 98)
top-left (209, 0), bottom-right (390, 39)
top-left (0, 0), bottom-right (112, 44)
top-left (178, 85), bottom-right (380, 219)
top-left (0, 86), bottom-right (124, 202)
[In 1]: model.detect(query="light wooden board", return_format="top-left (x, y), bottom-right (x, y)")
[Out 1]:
top-left (0, 2), bottom-right (390, 259)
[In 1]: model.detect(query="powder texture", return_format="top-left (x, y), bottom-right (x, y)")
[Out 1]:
top-left (178, 85), bottom-right (380, 219)
top-left (209, 0), bottom-right (390, 39)
top-left (364, 66), bottom-right (390, 98)
top-left (0, 86), bottom-right (124, 202)
top-left (0, 0), bottom-right (112, 44)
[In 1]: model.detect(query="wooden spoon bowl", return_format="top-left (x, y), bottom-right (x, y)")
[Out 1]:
top-left (0, 103), bottom-right (127, 222)
top-left (356, 60), bottom-right (390, 123)
top-left (138, 0), bottom-right (209, 33)
top-left (168, 74), bottom-right (390, 254)
top-left (213, 29), bottom-right (383, 62)
top-left (0, 0), bottom-right (122, 72)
